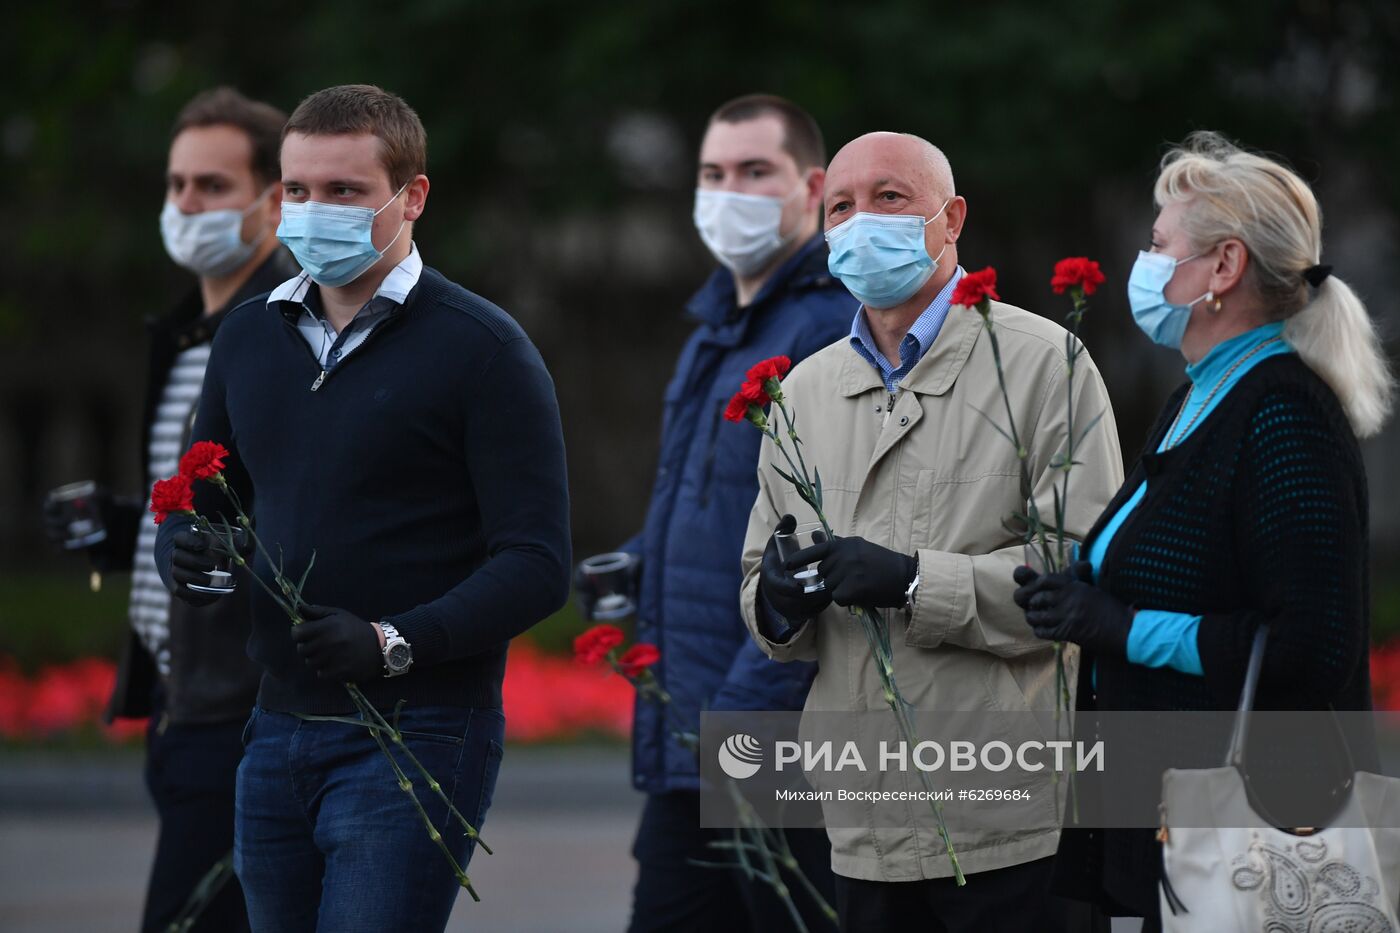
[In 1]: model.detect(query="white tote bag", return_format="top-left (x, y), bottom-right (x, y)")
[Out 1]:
top-left (1158, 626), bottom-right (1400, 932)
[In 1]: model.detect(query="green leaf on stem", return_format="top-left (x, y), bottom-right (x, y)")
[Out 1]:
top-left (970, 406), bottom-right (1015, 446)
top-left (294, 551), bottom-right (316, 600)
top-left (1074, 409), bottom-right (1107, 450)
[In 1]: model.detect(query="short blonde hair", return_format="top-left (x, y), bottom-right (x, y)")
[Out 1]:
top-left (1156, 131), bottom-right (1393, 438)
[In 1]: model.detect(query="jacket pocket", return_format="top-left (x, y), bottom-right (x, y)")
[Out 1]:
top-left (907, 470), bottom-right (938, 549)
top-left (910, 471), bottom-right (1024, 554)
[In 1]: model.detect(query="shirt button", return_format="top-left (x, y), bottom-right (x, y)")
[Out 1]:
top-left (875, 405), bottom-right (882, 413)
top-left (331, 349), bottom-right (341, 359)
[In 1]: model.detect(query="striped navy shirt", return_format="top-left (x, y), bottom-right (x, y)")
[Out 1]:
top-left (129, 342), bottom-right (211, 675)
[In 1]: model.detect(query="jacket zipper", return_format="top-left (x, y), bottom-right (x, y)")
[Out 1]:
top-left (282, 311), bottom-right (403, 392)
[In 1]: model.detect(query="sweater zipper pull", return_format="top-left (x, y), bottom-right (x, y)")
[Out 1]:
top-left (311, 370), bottom-right (327, 391)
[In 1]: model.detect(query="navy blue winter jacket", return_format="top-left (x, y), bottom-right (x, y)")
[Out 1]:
top-left (629, 234), bottom-right (855, 793)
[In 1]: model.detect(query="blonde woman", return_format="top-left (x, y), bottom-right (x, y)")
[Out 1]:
top-left (1012, 131), bottom-right (1394, 929)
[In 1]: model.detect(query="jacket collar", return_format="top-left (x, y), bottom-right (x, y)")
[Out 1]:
top-left (149, 249), bottom-right (298, 349)
top-left (837, 295), bottom-right (984, 397)
top-left (683, 233), bottom-right (833, 339)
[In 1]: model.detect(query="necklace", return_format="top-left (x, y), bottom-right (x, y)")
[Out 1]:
top-left (1163, 336), bottom-right (1282, 448)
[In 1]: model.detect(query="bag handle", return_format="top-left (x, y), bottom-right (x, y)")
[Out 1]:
top-left (1225, 624), bottom-right (1270, 767)
top-left (1224, 622), bottom-right (1357, 790)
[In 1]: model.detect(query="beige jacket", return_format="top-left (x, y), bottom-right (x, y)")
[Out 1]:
top-left (740, 299), bottom-right (1124, 882)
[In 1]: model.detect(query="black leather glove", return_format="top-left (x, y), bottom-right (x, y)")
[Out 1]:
top-left (785, 534), bottom-right (916, 609)
top-left (291, 605), bottom-right (385, 682)
top-left (1012, 561), bottom-right (1133, 656)
top-left (169, 526), bottom-right (221, 607)
top-left (758, 514), bottom-right (833, 625)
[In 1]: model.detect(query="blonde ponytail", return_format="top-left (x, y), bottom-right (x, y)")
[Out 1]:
top-left (1285, 276), bottom-right (1394, 438)
top-left (1156, 131), bottom-right (1395, 438)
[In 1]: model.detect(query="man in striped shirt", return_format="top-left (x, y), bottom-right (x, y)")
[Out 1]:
top-left (44, 87), bottom-right (295, 933)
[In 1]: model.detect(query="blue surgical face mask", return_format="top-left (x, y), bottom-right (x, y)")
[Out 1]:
top-left (277, 181), bottom-right (410, 288)
top-left (825, 200), bottom-right (950, 309)
top-left (1127, 250), bottom-right (1212, 348)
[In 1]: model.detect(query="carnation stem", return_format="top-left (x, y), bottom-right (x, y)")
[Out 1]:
top-left (194, 477), bottom-right (492, 890)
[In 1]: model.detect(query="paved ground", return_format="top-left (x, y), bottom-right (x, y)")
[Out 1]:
top-left (0, 746), bottom-right (1155, 932)
top-left (0, 746), bottom-right (639, 933)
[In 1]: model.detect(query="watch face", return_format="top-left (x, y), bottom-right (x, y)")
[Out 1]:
top-left (386, 643), bottom-right (412, 671)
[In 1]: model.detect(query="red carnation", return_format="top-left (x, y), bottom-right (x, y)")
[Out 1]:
top-left (617, 643), bottom-right (661, 677)
top-left (745, 356), bottom-right (791, 386)
top-left (1051, 257), bottom-right (1105, 296)
top-left (149, 474), bottom-right (195, 525)
top-left (953, 267), bottom-right (999, 308)
top-left (179, 440), bottom-right (230, 481)
top-left (739, 378), bottom-right (770, 406)
top-left (724, 391), bottom-right (754, 423)
top-left (573, 624), bottom-right (625, 666)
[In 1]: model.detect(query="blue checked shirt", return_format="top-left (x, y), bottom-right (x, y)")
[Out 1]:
top-left (849, 266), bottom-right (965, 394)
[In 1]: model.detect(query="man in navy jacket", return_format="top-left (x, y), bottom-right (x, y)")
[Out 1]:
top-left (599, 95), bottom-right (855, 933)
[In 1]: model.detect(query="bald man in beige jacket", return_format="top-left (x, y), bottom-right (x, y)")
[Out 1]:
top-left (738, 133), bottom-right (1124, 931)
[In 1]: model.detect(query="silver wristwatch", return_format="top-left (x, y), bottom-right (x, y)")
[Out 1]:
top-left (379, 621), bottom-right (413, 677)
top-left (903, 564), bottom-right (921, 611)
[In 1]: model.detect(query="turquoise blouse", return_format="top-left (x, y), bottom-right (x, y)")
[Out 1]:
top-left (1087, 323), bottom-right (1294, 676)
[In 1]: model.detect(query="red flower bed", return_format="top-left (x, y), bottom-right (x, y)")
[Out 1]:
top-left (0, 657), bottom-right (143, 741)
top-left (1, 641), bottom-right (1395, 741)
top-left (503, 640), bottom-right (633, 741)
top-left (1373, 640), bottom-right (1400, 712)
top-left (1, 642), bottom-right (634, 744)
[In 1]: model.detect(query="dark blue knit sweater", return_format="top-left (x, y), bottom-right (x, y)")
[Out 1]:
top-left (155, 267), bottom-right (571, 715)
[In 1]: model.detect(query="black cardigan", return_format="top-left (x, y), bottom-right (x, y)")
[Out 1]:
top-left (1053, 353), bottom-right (1374, 919)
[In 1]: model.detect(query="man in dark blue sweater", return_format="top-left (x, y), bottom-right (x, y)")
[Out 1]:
top-left (156, 84), bottom-right (571, 932)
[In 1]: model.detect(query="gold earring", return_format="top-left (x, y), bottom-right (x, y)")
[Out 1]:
top-left (1212, 296), bottom-right (1223, 314)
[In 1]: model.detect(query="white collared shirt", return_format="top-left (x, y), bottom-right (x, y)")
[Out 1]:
top-left (267, 244), bottom-right (423, 369)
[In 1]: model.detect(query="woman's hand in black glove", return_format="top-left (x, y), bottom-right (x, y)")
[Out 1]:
top-left (1012, 561), bottom-right (1133, 656)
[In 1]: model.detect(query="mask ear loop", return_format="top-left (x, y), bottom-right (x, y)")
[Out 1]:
top-left (373, 180), bottom-right (412, 217)
top-left (924, 198), bottom-right (954, 265)
top-left (238, 184), bottom-right (280, 252)
top-left (372, 180), bottom-right (414, 259)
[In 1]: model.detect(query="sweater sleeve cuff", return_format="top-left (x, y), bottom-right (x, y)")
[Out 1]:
top-left (385, 605), bottom-right (452, 667)
top-left (1126, 610), bottom-right (1204, 676)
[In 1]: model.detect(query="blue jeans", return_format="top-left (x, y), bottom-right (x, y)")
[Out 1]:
top-left (234, 704), bottom-right (504, 933)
